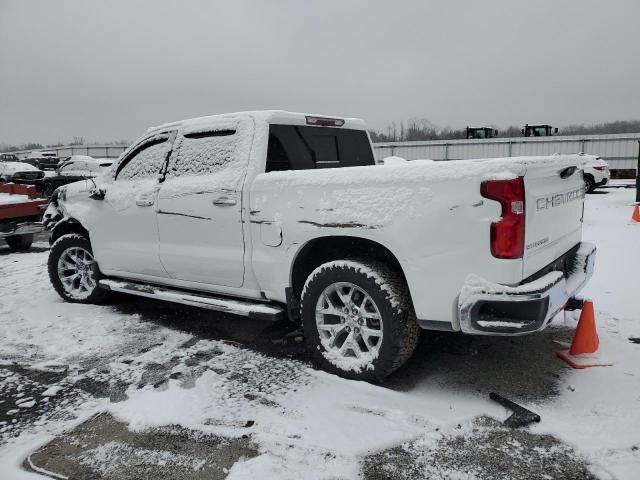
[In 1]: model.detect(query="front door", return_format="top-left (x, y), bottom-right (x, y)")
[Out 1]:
top-left (90, 135), bottom-right (172, 277)
top-left (156, 121), bottom-right (249, 287)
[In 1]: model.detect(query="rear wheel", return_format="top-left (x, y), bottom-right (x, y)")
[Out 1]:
top-left (48, 233), bottom-right (108, 303)
top-left (301, 259), bottom-right (420, 382)
top-left (5, 234), bottom-right (34, 251)
top-left (583, 175), bottom-right (595, 194)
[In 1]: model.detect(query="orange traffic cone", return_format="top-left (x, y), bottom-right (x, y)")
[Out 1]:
top-left (632, 205), bottom-right (640, 224)
top-left (556, 300), bottom-right (612, 369)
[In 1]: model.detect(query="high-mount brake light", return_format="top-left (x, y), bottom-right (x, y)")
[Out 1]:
top-left (305, 116), bottom-right (345, 127)
top-left (480, 177), bottom-right (526, 259)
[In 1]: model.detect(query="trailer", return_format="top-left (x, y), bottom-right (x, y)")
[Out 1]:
top-left (0, 183), bottom-right (47, 251)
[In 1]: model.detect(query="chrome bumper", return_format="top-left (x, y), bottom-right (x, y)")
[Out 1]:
top-left (0, 222), bottom-right (44, 239)
top-left (458, 242), bottom-right (596, 335)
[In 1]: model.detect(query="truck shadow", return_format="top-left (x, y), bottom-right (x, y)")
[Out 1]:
top-left (111, 295), bottom-right (572, 402)
top-left (109, 294), bottom-right (309, 359)
top-left (385, 327), bottom-right (574, 402)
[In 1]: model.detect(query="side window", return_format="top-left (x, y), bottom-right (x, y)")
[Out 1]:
top-left (166, 130), bottom-right (237, 178)
top-left (265, 125), bottom-right (374, 172)
top-left (59, 162), bottom-right (74, 173)
top-left (116, 140), bottom-right (167, 181)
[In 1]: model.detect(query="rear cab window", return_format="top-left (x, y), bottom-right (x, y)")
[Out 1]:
top-left (265, 125), bottom-right (374, 172)
top-left (165, 128), bottom-right (238, 179)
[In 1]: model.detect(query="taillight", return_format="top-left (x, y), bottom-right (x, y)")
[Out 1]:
top-left (305, 116), bottom-right (345, 127)
top-left (480, 177), bottom-right (525, 259)
top-left (593, 166), bottom-right (606, 171)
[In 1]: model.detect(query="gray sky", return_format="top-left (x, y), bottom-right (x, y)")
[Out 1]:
top-left (1, 0), bottom-right (639, 145)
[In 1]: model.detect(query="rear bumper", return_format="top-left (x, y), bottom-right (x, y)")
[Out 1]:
top-left (458, 242), bottom-right (596, 335)
top-left (0, 221), bottom-right (44, 239)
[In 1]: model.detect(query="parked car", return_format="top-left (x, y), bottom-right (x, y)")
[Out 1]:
top-left (0, 153), bottom-right (20, 162)
top-left (0, 183), bottom-right (47, 251)
top-left (581, 154), bottom-right (610, 193)
top-left (42, 155), bottom-right (113, 196)
top-left (43, 111), bottom-right (596, 381)
top-left (24, 150), bottom-right (59, 170)
top-left (0, 162), bottom-right (45, 188)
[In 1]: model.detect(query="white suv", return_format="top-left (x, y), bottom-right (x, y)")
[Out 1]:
top-left (581, 155), bottom-right (610, 193)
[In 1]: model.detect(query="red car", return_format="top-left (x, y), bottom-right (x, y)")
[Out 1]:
top-left (0, 183), bottom-right (48, 250)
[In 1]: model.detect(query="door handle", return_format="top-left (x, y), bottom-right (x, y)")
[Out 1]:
top-left (213, 196), bottom-right (236, 206)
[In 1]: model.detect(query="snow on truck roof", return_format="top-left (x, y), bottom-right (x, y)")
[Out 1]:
top-left (146, 110), bottom-right (367, 134)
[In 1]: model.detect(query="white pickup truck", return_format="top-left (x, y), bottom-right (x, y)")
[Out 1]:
top-left (43, 111), bottom-right (596, 381)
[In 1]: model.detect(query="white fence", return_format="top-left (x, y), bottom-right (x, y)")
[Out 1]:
top-left (4, 133), bottom-right (639, 172)
top-left (373, 133), bottom-right (640, 172)
top-left (8, 145), bottom-right (128, 160)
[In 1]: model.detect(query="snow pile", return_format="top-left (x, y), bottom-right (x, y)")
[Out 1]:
top-left (0, 251), bottom-right (187, 367)
top-left (0, 193), bottom-right (31, 205)
top-left (382, 156), bottom-right (407, 165)
top-left (481, 170), bottom-right (518, 181)
top-left (79, 441), bottom-right (206, 475)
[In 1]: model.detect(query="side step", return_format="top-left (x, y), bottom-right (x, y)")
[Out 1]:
top-left (99, 279), bottom-right (285, 321)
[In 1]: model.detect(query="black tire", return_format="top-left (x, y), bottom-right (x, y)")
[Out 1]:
top-left (48, 233), bottom-right (109, 304)
top-left (43, 181), bottom-right (55, 197)
top-left (583, 175), bottom-right (595, 194)
top-left (5, 234), bottom-right (34, 251)
top-left (301, 259), bottom-right (420, 382)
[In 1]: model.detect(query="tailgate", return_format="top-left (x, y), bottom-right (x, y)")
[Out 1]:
top-left (522, 156), bottom-right (585, 279)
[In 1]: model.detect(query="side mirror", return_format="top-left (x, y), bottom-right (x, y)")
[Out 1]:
top-left (89, 186), bottom-right (106, 200)
top-left (521, 128), bottom-right (525, 135)
top-left (554, 127), bottom-right (559, 134)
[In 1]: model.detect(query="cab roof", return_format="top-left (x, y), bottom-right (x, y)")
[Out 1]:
top-left (146, 110), bottom-right (368, 135)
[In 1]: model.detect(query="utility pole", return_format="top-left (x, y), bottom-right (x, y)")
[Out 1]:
top-left (637, 141), bottom-right (640, 203)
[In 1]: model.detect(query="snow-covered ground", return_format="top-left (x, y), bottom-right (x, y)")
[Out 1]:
top-left (0, 188), bottom-right (638, 479)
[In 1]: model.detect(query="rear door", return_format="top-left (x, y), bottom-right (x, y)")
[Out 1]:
top-left (156, 119), bottom-right (251, 287)
top-left (522, 158), bottom-right (585, 278)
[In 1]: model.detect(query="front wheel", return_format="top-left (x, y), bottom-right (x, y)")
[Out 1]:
top-left (48, 233), bottom-right (109, 303)
top-left (301, 259), bottom-right (420, 382)
top-left (6, 234), bottom-right (34, 251)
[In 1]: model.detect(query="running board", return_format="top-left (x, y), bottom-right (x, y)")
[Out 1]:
top-left (99, 279), bottom-right (285, 321)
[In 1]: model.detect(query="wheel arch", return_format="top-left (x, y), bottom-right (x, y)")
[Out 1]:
top-left (50, 218), bottom-right (90, 245)
top-left (289, 235), bottom-right (408, 302)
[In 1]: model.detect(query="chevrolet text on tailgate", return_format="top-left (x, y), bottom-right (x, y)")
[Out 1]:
top-left (43, 111), bottom-right (596, 381)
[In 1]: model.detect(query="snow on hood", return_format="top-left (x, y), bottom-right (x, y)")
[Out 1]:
top-left (0, 162), bottom-right (40, 174)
